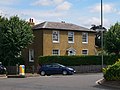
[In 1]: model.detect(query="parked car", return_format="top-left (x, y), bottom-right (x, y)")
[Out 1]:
top-left (38, 63), bottom-right (76, 76)
top-left (0, 63), bottom-right (7, 74)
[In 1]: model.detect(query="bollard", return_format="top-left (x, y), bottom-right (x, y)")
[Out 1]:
top-left (16, 64), bottom-right (19, 75)
top-left (32, 65), bottom-right (35, 74)
top-left (19, 65), bottom-right (25, 76)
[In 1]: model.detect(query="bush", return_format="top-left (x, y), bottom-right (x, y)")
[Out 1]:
top-left (103, 60), bottom-right (120, 80)
top-left (39, 55), bottom-right (119, 66)
top-left (0, 57), bottom-right (25, 66)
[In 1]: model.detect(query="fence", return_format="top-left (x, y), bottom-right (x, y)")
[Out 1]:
top-left (6, 66), bottom-right (18, 75)
top-left (70, 65), bottom-right (106, 73)
top-left (6, 65), bottom-right (107, 75)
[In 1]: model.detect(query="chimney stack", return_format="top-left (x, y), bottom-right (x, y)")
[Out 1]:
top-left (61, 21), bottom-right (65, 23)
top-left (29, 18), bottom-right (35, 26)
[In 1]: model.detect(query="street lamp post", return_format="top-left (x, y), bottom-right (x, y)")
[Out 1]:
top-left (101, 0), bottom-right (103, 26)
top-left (101, 0), bottom-right (104, 69)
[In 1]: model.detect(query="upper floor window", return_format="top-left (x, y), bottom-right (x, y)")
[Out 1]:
top-left (68, 32), bottom-right (74, 43)
top-left (52, 49), bottom-right (60, 56)
top-left (29, 49), bottom-right (34, 62)
top-left (52, 31), bottom-right (59, 43)
top-left (82, 32), bottom-right (88, 43)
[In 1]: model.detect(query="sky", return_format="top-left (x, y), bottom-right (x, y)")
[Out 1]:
top-left (0, 0), bottom-right (120, 29)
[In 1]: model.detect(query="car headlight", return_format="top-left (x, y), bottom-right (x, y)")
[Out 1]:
top-left (4, 67), bottom-right (6, 70)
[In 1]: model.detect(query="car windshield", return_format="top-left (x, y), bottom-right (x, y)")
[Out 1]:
top-left (58, 64), bottom-right (65, 67)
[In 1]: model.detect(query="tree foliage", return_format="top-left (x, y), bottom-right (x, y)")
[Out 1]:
top-left (0, 16), bottom-right (34, 65)
top-left (104, 22), bottom-right (120, 55)
top-left (90, 25), bottom-right (106, 48)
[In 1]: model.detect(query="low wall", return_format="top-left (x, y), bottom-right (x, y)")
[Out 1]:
top-left (6, 65), bottom-right (35, 75)
top-left (6, 65), bottom-right (107, 74)
top-left (6, 66), bottom-right (18, 75)
top-left (70, 65), bottom-right (106, 73)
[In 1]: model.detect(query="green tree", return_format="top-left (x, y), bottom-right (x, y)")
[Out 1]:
top-left (0, 16), bottom-right (34, 65)
top-left (90, 25), bottom-right (106, 48)
top-left (104, 22), bottom-right (120, 55)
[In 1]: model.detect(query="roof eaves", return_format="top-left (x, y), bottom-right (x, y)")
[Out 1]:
top-left (42, 22), bottom-right (48, 28)
top-left (42, 28), bottom-right (96, 33)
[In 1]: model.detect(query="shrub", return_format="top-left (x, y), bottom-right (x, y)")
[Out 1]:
top-left (103, 60), bottom-right (120, 80)
top-left (0, 57), bottom-right (25, 66)
top-left (39, 55), bottom-right (119, 66)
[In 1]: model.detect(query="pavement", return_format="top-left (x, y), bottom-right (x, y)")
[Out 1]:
top-left (0, 73), bottom-right (120, 89)
top-left (97, 78), bottom-right (120, 89)
top-left (0, 74), bottom-right (7, 78)
top-left (0, 73), bottom-right (40, 78)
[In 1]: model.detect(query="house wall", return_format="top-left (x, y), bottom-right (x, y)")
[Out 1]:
top-left (33, 30), bottom-right (43, 62)
top-left (22, 43), bottom-right (34, 66)
top-left (22, 29), bottom-right (95, 69)
top-left (22, 30), bottom-right (43, 67)
top-left (43, 29), bottom-right (95, 56)
top-left (80, 33), bottom-right (96, 55)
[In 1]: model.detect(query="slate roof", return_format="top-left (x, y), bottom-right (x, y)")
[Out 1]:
top-left (33, 21), bottom-right (95, 32)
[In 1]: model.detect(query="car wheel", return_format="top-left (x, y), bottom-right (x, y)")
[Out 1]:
top-left (40, 71), bottom-right (45, 76)
top-left (62, 71), bottom-right (67, 75)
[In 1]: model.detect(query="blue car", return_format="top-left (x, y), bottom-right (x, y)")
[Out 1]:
top-left (38, 63), bottom-right (76, 76)
top-left (0, 63), bottom-right (6, 74)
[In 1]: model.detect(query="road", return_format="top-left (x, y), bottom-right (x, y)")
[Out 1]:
top-left (0, 73), bottom-right (118, 90)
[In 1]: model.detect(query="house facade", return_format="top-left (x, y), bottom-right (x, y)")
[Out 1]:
top-left (22, 21), bottom-right (96, 67)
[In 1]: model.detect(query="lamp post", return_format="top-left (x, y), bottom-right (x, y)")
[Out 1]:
top-left (101, 0), bottom-right (104, 69)
top-left (101, 0), bottom-right (103, 26)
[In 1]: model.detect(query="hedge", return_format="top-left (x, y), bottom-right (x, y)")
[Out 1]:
top-left (39, 55), bottom-right (120, 66)
top-left (103, 60), bottom-right (120, 80)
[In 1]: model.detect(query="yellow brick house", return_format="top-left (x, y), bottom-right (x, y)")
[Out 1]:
top-left (22, 21), bottom-right (96, 67)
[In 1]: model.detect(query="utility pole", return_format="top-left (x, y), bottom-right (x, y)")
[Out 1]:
top-left (101, 0), bottom-right (104, 69)
top-left (101, 0), bottom-right (103, 26)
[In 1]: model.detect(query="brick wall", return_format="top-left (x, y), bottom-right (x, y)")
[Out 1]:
top-left (22, 29), bottom-right (96, 68)
top-left (43, 30), bottom-right (95, 56)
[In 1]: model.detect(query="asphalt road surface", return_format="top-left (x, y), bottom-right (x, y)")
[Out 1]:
top-left (0, 73), bottom-right (118, 90)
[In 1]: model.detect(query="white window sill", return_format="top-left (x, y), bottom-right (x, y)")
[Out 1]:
top-left (82, 42), bottom-right (88, 44)
top-left (29, 60), bottom-right (34, 62)
top-left (53, 41), bottom-right (60, 43)
top-left (68, 42), bottom-right (74, 44)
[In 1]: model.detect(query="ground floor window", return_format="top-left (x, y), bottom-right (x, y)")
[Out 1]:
top-left (82, 49), bottom-right (88, 55)
top-left (29, 49), bottom-right (34, 62)
top-left (52, 49), bottom-right (60, 55)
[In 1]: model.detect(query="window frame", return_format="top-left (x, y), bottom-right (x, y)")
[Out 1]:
top-left (68, 31), bottom-right (74, 43)
top-left (29, 49), bottom-right (34, 62)
top-left (52, 49), bottom-right (60, 56)
top-left (52, 31), bottom-right (59, 43)
top-left (82, 32), bottom-right (88, 44)
top-left (82, 49), bottom-right (88, 55)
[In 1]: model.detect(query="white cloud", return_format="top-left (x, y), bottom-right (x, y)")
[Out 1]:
top-left (115, 9), bottom-right (120, 15)
top-left (32, 0), bottom-right (64, 6)
top-left (0, 6), bottom-right (67, 22)
top-left (53, 0), bottom-right (64, 5)
top-left (31, 0), bottom-right (72, 11)
top-left (117, 11), bottom-right (120, 15)
top-left (78, 17), bottom-right (110, 29)
top-left (56, 1), bottom-right (72, 11)
top-left (90, 3), bottom-right (116, 13)
top-left (23, 10), bottom-right (66, 18)
top-left (32, 0), bottom-right (52, 6)
top-left (87, 17), bottom-right (100, 25)
top-left (79, 17), bottom-right (100, 27)
top-left (0, 0), bottom-right (19, 5)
